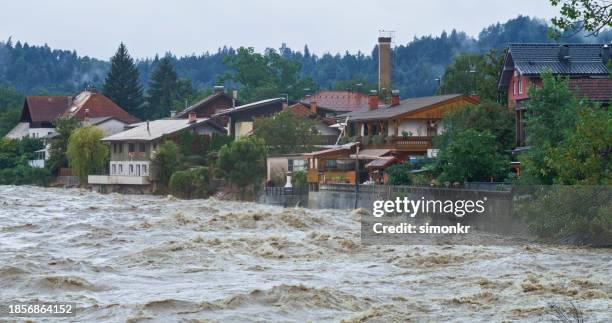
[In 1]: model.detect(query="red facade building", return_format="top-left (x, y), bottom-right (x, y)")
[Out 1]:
top-left (498, 43), bottom-right (612, 148)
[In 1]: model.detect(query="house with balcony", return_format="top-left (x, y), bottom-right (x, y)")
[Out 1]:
top-left (498, 43), bottom-right (612, 149)
top-left (88, 113), bottom-right (225, 193)
top-left (304, 92), bottom-right (479, 186)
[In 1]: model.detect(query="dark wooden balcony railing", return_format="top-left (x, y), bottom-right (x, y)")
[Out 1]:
top-left (357, 136), bottom-right (433, 151)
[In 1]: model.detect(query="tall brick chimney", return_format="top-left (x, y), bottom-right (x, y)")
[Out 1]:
top-left (391, 90), bottom-right (400, 106)
top-left (310, 101), bottom-right (317, 114)
top-left (188, 112), bottom-right (197, 124)
top-left (378, 34), bottom-right (392, 92)
top-left (368, 90), bottom-right (379, 110)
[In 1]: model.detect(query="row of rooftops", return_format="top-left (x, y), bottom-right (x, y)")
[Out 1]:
top-left (13, 42), bottom-right (612, 144)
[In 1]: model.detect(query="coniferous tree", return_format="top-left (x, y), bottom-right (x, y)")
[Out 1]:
top-left (146, 56), bottom-right (179, 119)
top-left (103, 43), bottom-right (144, 118)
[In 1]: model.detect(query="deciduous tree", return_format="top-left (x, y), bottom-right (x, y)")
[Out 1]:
top-left (436, 130), bottom-right (509, 183)
top-left (152, 140), bottom-right (181, 190)
top-left (550, 0), bottom-right (612, 36)
top-left (253, 110), bottom-right (322, 154)
top-left (66, 126), bottom-right (109, 183)
top-left (217, 136), bottom-right (266, 198)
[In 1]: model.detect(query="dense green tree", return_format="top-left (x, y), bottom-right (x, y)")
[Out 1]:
top-left (169, 167), bottom-right (211, 199)
top-left (332, 76), bottom-right (376, 94)
top-left (519, 73), bottom-right (581, 184)
top-left (0, 137), bottom-right (51, 185)
top-left (549, 105), bottom-right (611, 184)
top-left (0, 84), bottom-right (24, 137)
top-left (66, 126), bottom-right (109, 183)
top-left (436, 130), bottom-right (509, 183)
top-left (253, 110), bottom-right (322, 154)
top-left (516, 185), bottom-right (611, 245)
top-left (152, 140), bottom-right (181, 190)
top-left (103, 43), bottom-right (144, 118)
top-left (210, 132), bottom-right (233, 152)
top-left (146, 56), bottom-right (180, 119)
top-left (219, 47), bottom-right (315, 103)
top-left (217, 136), bottom-right (267, 198)
top-left (438, 49), bottom-right (506, 102)
top-left (46, 117), bottom-right (80, 174)
top-left (434, 102), bottom-right (515, 152)
top-left (550, 0), bottom-right (612, 36)
top-left (173, 78), bottom-right (196, 111)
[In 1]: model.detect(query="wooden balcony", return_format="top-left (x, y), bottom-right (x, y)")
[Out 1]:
top-left (359, 136), bottom-right (433, 152)
top-left (307, 169), bottom-right (356, 184)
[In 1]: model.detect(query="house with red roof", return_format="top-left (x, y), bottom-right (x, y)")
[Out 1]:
top-left (5, 87), bottom-right (139, 168)
top-left (6, 87), bottom-right (139, 140)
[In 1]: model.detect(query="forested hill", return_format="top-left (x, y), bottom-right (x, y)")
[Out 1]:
top-left (1, 15), bottom-right (610, 97)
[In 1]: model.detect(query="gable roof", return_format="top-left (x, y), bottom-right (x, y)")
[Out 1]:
top-left (63, 91), bottom-right (139, 124)
top-left (302, 91), bottom-right (369, 112)
top-left (344, 94), bottom-right (476, 122)
top-left (21, 96), bottom-right (71, 123)
top-left (498, 43), bottom-right (610, 88)
top-left (175, 91), bottom-right (234, 118)
top-left (213, 98), bottom-right (284, 117)
top-left (102, 118), bottom-right (223, 142)
top-left (20, 91), bottom-right (139, 124)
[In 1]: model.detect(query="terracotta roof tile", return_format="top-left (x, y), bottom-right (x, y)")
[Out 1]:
top-left (302, 91), bottom-right (369, 112)
top-left (22, 91), bottom-right (139, 124)
top-left (23, 96), bottom-right (71, 122)
top-left (64, 91), bottom-right (139, 124)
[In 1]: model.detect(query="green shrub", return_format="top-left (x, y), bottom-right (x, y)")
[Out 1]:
top-left (386, 163), bottom-right (415, 185)
top-left (515, 186), bottom-right (611, 245)
top-left (152, 141), bottom-right (181, 190)
top-left (410, 173), bottom-right (430, 186)
top-left (372, 134), bottom-right (386, 145)
top-left (210, 132), bottom-right (233, 152)
top-left (292, 170), bottom-right (307, 188)
top-left (169, 167), bottom-right (211, 199)
top-left (269, 169), bottom-right (286, 187)
top-left (361, 135), bottom-right (371, 145)
top-left (217, 136), bottom-right (267, 199)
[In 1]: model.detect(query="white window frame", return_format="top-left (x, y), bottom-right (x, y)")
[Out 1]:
top-left (518, 79), bottom-right (523, 94)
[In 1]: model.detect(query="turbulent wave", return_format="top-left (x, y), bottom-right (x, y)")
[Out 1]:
top-left (0, 185), bottom-right (610, 322)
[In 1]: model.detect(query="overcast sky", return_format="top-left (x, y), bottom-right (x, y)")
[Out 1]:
top-left (0, 0), bottom-right (559, 60)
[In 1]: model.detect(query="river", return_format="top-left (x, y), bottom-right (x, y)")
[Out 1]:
top-left (0, 185), bottom-right (610, 322)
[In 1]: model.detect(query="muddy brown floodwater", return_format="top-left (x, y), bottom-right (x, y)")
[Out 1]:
top-left (0, 185), bottom-right (610, 322)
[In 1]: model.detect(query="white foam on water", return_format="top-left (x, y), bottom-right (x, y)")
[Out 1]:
top-left (0, 185), bottom-right (610, 322)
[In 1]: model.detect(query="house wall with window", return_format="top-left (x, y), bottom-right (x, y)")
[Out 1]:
top-left (266, 155), bottom-right (306, 182)
top-left (109, 141), bottom-right (152, 161)
top-left (507, 71), bottom-right (532, 107)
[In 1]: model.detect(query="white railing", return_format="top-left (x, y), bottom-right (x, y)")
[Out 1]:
top-left (88, 175), bottom-right (150, 185)
top-left (28, 159), bottom-right (45, 168)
